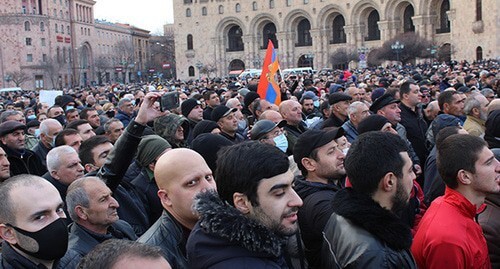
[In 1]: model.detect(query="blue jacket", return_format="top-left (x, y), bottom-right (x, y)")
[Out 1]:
top-left (341, 120), bottom-right (358, 143)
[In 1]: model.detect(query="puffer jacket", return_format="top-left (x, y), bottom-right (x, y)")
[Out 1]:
top-left (479, 193), bottom-right (500, 268)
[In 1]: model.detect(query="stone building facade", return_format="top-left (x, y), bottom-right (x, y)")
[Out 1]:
top-left (0, 0), bottom-right (151, 90)
top-left (172, 0), bottom-right (498, 80)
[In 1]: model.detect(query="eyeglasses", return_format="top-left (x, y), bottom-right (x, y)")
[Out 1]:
top-left (422, 94), bottom-right (431, 98)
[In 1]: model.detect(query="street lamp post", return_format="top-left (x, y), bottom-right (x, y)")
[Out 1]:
top-left (195, 61), bottom-right (203, 79)
top-left (391, 41), bottom-right (404, 65)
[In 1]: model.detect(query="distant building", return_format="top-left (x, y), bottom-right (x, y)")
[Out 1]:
top-left (0, 0), bottom-right (151, 90)
top-left (172, 0), bottom-right (498, 80)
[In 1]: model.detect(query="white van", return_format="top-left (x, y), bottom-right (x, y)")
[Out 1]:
top-left (238, 69), bottom-right (262, 79)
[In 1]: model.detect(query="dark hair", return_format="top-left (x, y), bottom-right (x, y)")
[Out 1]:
top-left (79, 135), bottom-right (111, 166)
top-left (216, 141), bottom-right (289, 206)
top-left (66, 119), bottom-right (90, 131)
top-left (79, 108), bottom-right (96, 120)
top-left (203, 90), bottom-right (216, 101)
top-left (399, 80), bottom-right (416, 96)
top-left (65, 108), bottom-right (78, 116)
top-left (435, 126), bottom-right (462, 150)
top-left (77, 239), bottom-right (165, 269)
top-left (437, 90), bottom-right (459, 111)
top-left (55, 128), bottom-right (79, 147)
top-left (437, 134), bottom-right (487, 189)
top-left (345, 132), bottom-right (408, 196)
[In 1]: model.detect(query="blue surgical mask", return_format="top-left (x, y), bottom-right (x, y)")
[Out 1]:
top-left (273, 133), bottom-right (288, 153)
top-left (313, 100), bottom-right (320, 107)
top-left (237, 119), bottom-right (247, 131)
top-left (65, 105), bottom-right (74, 111)
top-left (34, 129), bottom-right (41, 138)
top-left (27, 114), bottom-right (36, 120)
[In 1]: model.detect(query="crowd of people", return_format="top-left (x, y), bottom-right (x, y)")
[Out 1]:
top-left (0, 59), bottom-right (498, 269)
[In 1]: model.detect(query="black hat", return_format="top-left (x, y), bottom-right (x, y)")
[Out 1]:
top-left (293, 128), bottom-right (345, 166)
top-left (457, 86), bottom-right (471, 94)
top-left (369, 93), bottom-right (400, 113)
top-left (0, 120), bottom-right (26, 137)
top-left (191, 133), bottom-right (233, 173)
top-left (244, 91), bottom-right (260, 108)
top-left (464, 75), bottom-right (475, 84)
top-left (418, 79), bottom-right (432, 86)
top-left (250, 120), bottom-right (287, 140)
top-left (181, 98), bottom-right (202, 117)
top-left (211, 106), bottom-right (237, 122)
top-left (328, 92), bottom-right (352, 106)
top-left (357, 114), bottom-right (391, 134)
top-left (192, 120), bottom-right (219, 140)
top-left (26, 119), bottom-right (40, 128)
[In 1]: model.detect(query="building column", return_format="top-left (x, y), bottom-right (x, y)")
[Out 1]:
top-left (412, 15), bottom-right (434, 39)
top-left (242, 34), bottom-right (254, 69)
top-left (344, 25), bottom-right (357, 46)
top-left (309, 29), bottom-right (322, 69)
top-left (377, 20), bottom-right (392, 41)
top-left (276, 31), bottom-right (288, 68)
top-left (320, 28), bottom-right (330, 68)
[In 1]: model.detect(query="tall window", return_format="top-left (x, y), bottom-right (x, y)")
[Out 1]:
top-left (297, 19), bottom-right (312, 46)
top-left (286, 0), bottom-right (292, 6)
top-left (269, 0), bottom-right (274, 9)
top-left (227, 25), bottom-right (244, 51)
top-left (56, 47), bottom-right (61, 63)
top-left (218, 5), bottom-right (224, 14)
top-left (403, 5), bottom-right (415, 32)
top-left (476, 0), bottom-right (482, 21)
top-left (24, 21), bottom-right (31, 31)
top-left (27, 54), bottom-right (33, 62)
top-left (438, 0), bottom-right (450, 33)
top-left (40, 22), bottom-right (45, 31)
top-left (235, 3), bottom-right (241, 12)
top-left (26, 38), bottom-right (32, 46)
top-left (331, 15), bottom-right (346, 44)
top-left (202, 7), bottom-right (207, 16)
top-left (262, 23), bottom-right (278, 48)
top-left (186, 8), bottom-right (191, 17)
top-left (476, 46), bottom-right (483, 61)
top-left (252, 2), bottom-right (258, 11)
top-left (61, 25), bottom-right (64, 34)
top-left (67, 26), bottom-right (70, 34)
top-left (41, 38), bottom-right (46, 46)
top-left (188, 66), bottom-right (195, 77)
top-left (55, 23), bottom-right (58, 33)
top-left (187, 34), bottom-right (193, 50)
top-left (366, 10), bottom-right (380, 40)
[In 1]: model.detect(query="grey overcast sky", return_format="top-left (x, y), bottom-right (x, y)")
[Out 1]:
top-left (94, 0), bottom-right (174, 35)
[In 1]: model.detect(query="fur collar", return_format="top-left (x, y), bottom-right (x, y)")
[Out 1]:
top-left (193, 191), bottom-right (285, 257)
top-left (332, 188), bottom-right (412, 250)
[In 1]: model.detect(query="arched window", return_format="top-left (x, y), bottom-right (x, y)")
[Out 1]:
top-left (187, 34), bottom-right (193, 50)
top-left (262, 23), bottom-right (278, 48)
top-left (366, 10), bottom-right (380, 40)
top-left (269, 0), bottom-right (274, 9)
top-left (252, 2), bottom-right (258, 11)
top-left (40, 22), bottom-right (45, 31)
top-left (297, 19), bottom-right (312, 46)
top-left (476, 0), bottom-right (482, 21)
top-left (403, 5), bottom-right (415, 32)
top-left (218, 5), bottom-right (224, 14)
top-left (202, 7), bottom-right (207, 16)
top-left (227, 25), bottom-right (244, 51)
top-left (331, 15), bottom-right (346, 44)
top-left (24, 21), bottom-right (31, 31)
top-left (188, 66), bottom-right (195, 77)
top-left (186, 8), bottom-right (191, 17)
top-left (476, 46), bottom-right (483, 61)
top-left (235, 3), bottom-right (241, 13)
top-left (438, 0), bottom-right (450, 33)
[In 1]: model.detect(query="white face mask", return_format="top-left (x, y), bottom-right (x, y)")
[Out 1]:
top-left (342, 147), bottom-right (349, 155)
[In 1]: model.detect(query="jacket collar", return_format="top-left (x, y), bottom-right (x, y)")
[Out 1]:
top-left (332, 188), bottom-right (413, 250)
top-left (193, 191), bottom-right (286, 257)
top-left (443, 187), bottom-right (485, 218)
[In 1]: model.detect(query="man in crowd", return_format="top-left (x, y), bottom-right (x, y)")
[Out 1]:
top-left (438, 90), bottom-right (465, 120)
top-left (202, 90), bottom-right (220, 120)
top-left (293, 128), bottom-right (346, 268)
top-left (138, 148), bottom-right (216, 269)
top-left (211, 105), bottom-right (244, 143)
top-left (0, 147), bottom-right (10, 182)
top-left (279, 100), bottom-right (307, 154)
top-left (322, 132), bottom-right (416, 268)
top-left (341, 101), bottom-right (370, 143)
top-left (322, 92), bottom-right (352, 128)
top-left (250, 119), bottom-right (288, 153)
top-left (463, 92), bottom-right (489, 137)
top-left (66, 119), bottom-right (96, 141)
top-left (187, 142), bottom-right (303, 268)
top-left (80, 108), bottom-right (101, 131)
top-left (104, 118), bottom-right (125, 144)
top-left (32, 118), bottom-right (63, 167)
top-left (115, 98), bottom-right (135, 127)
top-left (65, 177), bottom-right (137, 264)
top-left (65, 108), bottom-right (80, 124)
top-left (54, 129), bottom-right (83, 152)
top-left (181, 98), bottom-right (203, 145)
top-left (0, 120), bottom-right (46, 176)
top-left (412, 134), bottom-right (499, 268)
top-left (0, 175), bottom-right (79, 268)
top-left (45, 145), bottom-right (85, 202)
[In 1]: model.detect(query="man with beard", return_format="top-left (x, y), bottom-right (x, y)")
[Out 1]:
top-left (322, 132), bottom-right (417, 268)
top-left (187, 142), bottom-right (303, 268)
top-left (463, 93), bottom-right (489, 137)
top-left (0, 175), bottom-right (79, 268)
top-left (412, 134), bottom-right (500, 268)
top-left (293, 128), bottom-right (346, 268)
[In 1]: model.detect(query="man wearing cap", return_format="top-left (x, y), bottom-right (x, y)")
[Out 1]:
top-left (322, 92), bottom-right (352, 128)
top-left (181, 98), bottom-right (204, 145)
top-left (250, 119), bottom-right (288, 153)
top-left (371, 93), bottom-right (422, 175)
top-left (293, 128), bottom-right (347, 268)
top-left (0, 120), bottom-right (46, 176)
top-left (211, 105), bottom-right (245, 143)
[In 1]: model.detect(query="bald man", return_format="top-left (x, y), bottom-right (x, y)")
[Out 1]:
top-left (279, 100), bottom-right (307, 155)
top-left (138, 148), bottom-right (216, 269)
top-left (259, 109), bottom-right (284, 124)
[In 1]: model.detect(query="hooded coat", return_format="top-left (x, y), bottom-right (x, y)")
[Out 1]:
top-left (187, 191), bottom-right (289, 269)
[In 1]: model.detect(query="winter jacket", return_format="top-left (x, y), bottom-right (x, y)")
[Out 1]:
top-left (399, 103), bottom-right (429, 167)
top-left (479, 193), bottom-right (500, 268)
top-left (115, 109), bottom-right (133, 127)
top-left (284, 122), bottom-right (307, 155)
top-left (66, 220), bottom-right (137, 266)
top-left (423, 146), bottom-right (445, 205)
top-left (31, 140), bottom-right (50, 167)
top-left (187, 191), bottom-right (289, 269)
top-left (0, 242), bottom-right (80, 269)
top-left (131, 168), bottom-right (163, 224)
top-left (412, 187), bottom-right (491, 269)
top-left (395, 123), bottom-right (420, 166)
top-left (322, 188), bottom-right (416, 269)
top-left (341, 120), bottom-right (358, 143)
top-left (137, 211), bottom-right (189, 269)
top-left (294, 177), bottom-right (340, 269)
top-left (1, 144), bottom-right (46, 176)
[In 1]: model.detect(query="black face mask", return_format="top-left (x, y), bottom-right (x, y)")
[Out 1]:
top-left (8, 218), bottom-right (68, 261)
top-left (54, 114), bottom-right (66, 126)
top-left (106, 110), bottom-right (115, 118)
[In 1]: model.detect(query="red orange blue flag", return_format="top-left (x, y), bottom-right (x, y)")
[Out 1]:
top-left (257, 40), bottom-right (281, 105)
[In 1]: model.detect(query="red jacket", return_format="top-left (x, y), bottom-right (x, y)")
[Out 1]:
top-left (411, 187), bottom-right (491, 269)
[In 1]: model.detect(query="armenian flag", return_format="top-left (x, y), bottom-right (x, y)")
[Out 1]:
top-left (257, 40), bottom-right (281, 105)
